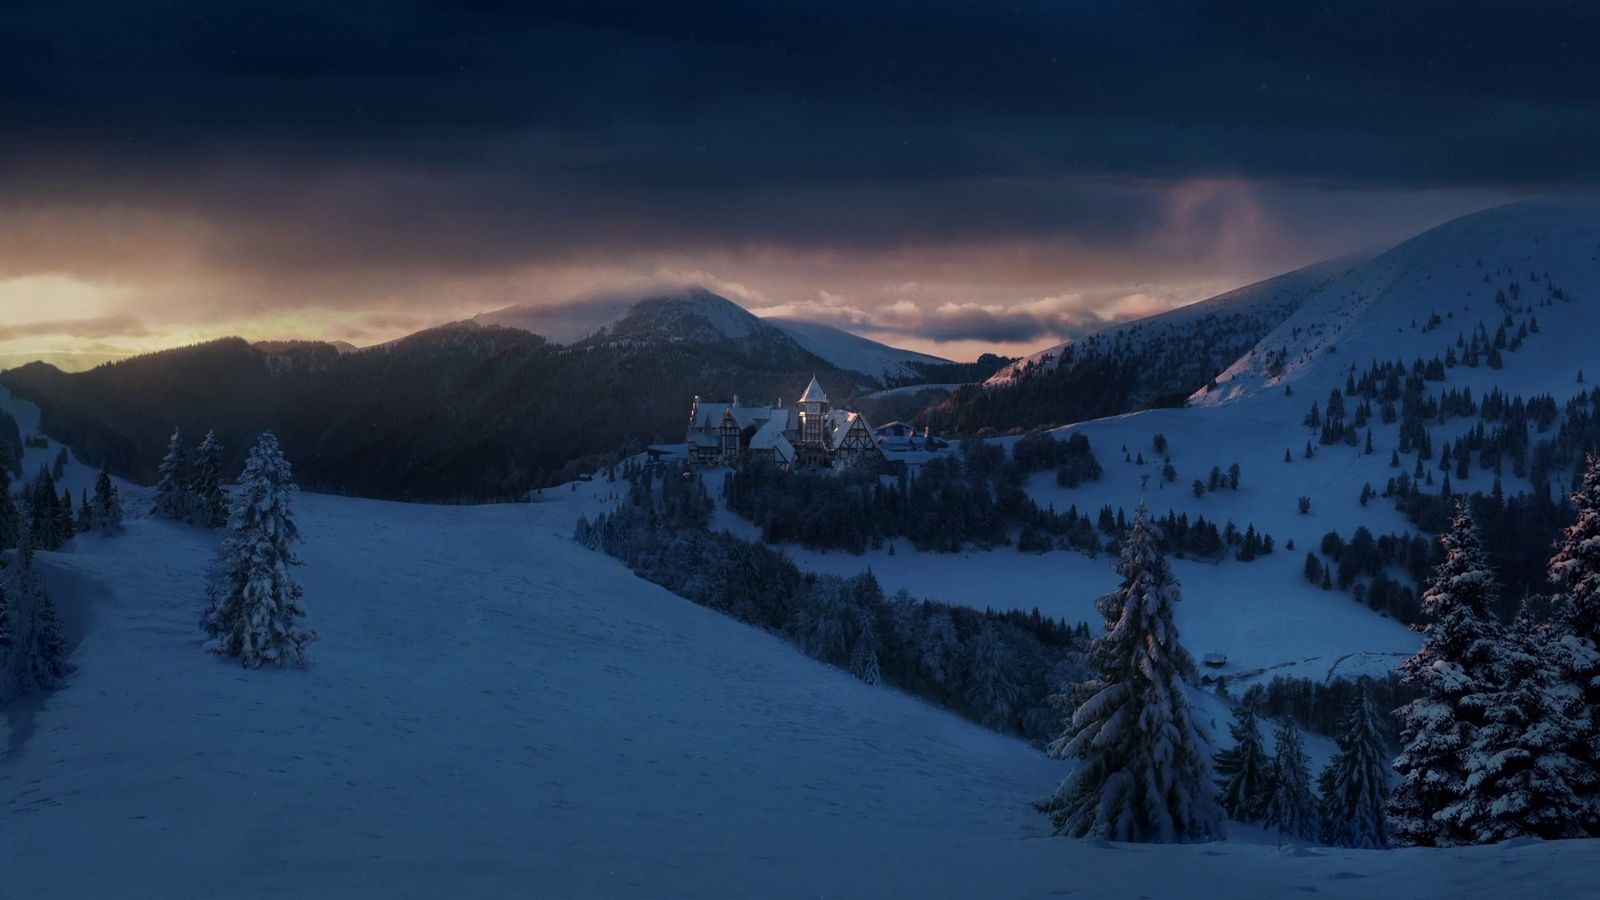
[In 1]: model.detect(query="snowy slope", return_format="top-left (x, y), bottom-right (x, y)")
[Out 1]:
top-left (765, 317), bottom-right (951, 383)
top-left (2, 384), bottom-right (141, 505)
top-left (1201, 198), bottom-right (1600, 407)
top-left (7, 483), bottom-right (1600, 898)
top-left (708, 200), bottom-right (1600, 687)
top-left (985, 257), bottom-right (1353, 388)
top-left (478, 287), bottom-right (763, 344)
top-left (702, 461), bottom-right (1418, 685)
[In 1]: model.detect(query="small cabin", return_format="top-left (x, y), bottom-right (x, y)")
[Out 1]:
top-left (1202, 653), bottom-right (1227, 669)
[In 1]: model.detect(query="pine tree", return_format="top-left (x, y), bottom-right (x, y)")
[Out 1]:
top-left (965, 622), bottom-right (1019, 729)
top-left (1547, 451), bottom-right (1600, 824)
top-left (1319, 683), bottom-right (1390, 849)
top-left (1038, 504), bottom-right (1224, 843)
top-left (1214, 702), bottom-right (1272, 822)
top-left (57, 488), bottom-right (76, 541)
top-left (92, 468), bottom-right (123, 535)
top-left (1441, 604), bottom-right (1592, 842)
top-left (200, 432), bottom-right (315, 669)
top-left (1262, 721), bottom-right (1318, 841)
top-left (1389, 503), bottom-right (1502, 847)
top-left (0, 467), bottom-right (17, 550)
top-left (151, 426), bottom-right (191, 520)
top-left (189, 430), bottom-right (228, 527)
top-left (77, 488), bottom-right (93, 534)
top-left (0, 521), bottom-right (70, 702)
top-left (27, 468), bottom-right (60, 551)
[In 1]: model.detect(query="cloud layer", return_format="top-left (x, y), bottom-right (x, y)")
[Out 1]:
top-left (2, 2), bottom-right (1589, 359)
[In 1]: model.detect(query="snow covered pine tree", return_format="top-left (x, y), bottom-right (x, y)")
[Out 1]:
top-left (1440, 603), bottom-right (1591, 842)
top-left (1038, 503), bottom-right (1224, 843)
top-left (1389, 502), bottom-right (1503, 847)
top-left (1548, 451), bottom-right (1600, 834)
top-left (1214, 700), bottom-right (1273, 822)
top-left (189, 430), bottom-right (228, 528)
top-left (93, 467), bottom-right (123, 535)
top-left (1319, 682), bottom-right (1390, 849)
top-left (200, 431), bottom-right (316, 668)
top-left (151, 426), bottom-right (191, 520)
top-left (1262, 721), bottom-right (1319, 841)
top-left (0, 521), bottom-right (69, 703)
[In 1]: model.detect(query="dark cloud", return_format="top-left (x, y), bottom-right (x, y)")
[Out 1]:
top-left (7, 1), bottom-right (1598, 189)
top-left (0, 2), bottom-right (1593, 354)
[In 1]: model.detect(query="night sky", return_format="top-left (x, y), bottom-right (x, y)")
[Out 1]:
top-left (3, 1), bottom-right (1596, 363)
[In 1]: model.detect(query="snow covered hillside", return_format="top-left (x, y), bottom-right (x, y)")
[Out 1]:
top-left (2, 384), bottom-right (135, 503)
top-left (8, 483), bottom-right (1600, 898)
top-left (712, 200), bottom-right (1600, 689)
top-left (765, 316), bottom-right (951, 383)
top-left (926, 258), bottom-right (1353, 434)
top-left (987, 256), bottom-right (1354, 388)
top-left (478, 287), bottom-right (952, 387)
top-left (1201, 198), bottom-right (1600, 407)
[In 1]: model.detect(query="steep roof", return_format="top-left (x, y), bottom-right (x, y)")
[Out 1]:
top-left (798, 375), bottom-right (827, 404)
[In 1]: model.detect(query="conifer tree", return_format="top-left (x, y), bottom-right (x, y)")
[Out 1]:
top-left (151, 426), bottom-right (191, 520)
top-left (1441, 604), bottom-right (1591, 842)
top-left (0, 521), bottom-right (69, 702)
top-left (77, 488), bottom-right (93, 534)
top-left (1389, 503), bottom-right (1501, 847)
top-left (1038, 504), bottom-right (1224, 843)
top-left (57, 489), bottom-right (76, 541)
top-left (189, 430), bottom-right (228, 528)
top-left (200, 432), bottom-right (315, 669)
top-left (1319, 684), bottom-right (1390, 849)
top-left (92, 468), bottom-right (123, 535)
top-left (1262, 721), bottom-right (1318, 841)
top-left (1548, 451), bottom-right (1600, 821)
top-left (27, 468), bottom-right (59, 551)
top-left (0, 467), bottom-right (17, 550)
top-left (965, 622), bottom-right (1019, 729)
top-left (1214, 701), bottom-right (1272, 821)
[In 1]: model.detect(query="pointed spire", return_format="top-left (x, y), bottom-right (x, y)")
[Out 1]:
top-left (799, 375), bottom-right (827, 404)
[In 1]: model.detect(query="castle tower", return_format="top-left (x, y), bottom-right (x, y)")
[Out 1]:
top-left (797, 375), bottom-right (829, 446)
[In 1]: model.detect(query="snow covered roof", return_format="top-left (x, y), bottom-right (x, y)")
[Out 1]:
top-left (825, 409), bottom-right (869, 446)
top-left (749, 411), bottom-right (795, 463)
top-left (690, 401), bottom-right (777, 433)
top-left (798, 376), bottom-right (828, 404)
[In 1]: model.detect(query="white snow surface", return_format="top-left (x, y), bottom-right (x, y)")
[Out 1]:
top-left (986, 257), bottom-right (1353, 387)
top-left (765, 317), bottom-right (951, 383)
top-left (1200, 197), bottom-right (1600, 407)
top-left (7, 484), bottom-right (1600, 898)
top-left (706, 200), bottom-right (1600, 687)
top-left (2, 384), bottom-right (141, 505)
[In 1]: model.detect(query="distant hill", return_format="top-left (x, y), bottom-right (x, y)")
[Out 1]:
top-left (763, 317), bottom-right (950, 383)
top-left (0, 298), bottom-right (880, 500)
top-left (478, 286), bottom-right (1000, 387)
top-left (925, 258), bottom-right (1354, 434)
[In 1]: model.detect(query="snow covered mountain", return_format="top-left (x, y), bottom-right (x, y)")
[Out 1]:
top-left (1199, 198), bottom-right (1600, 407)
top-left (481, 287), bottom-right (770, 347)
top-left (764, 316), bottom-right (953, 383)
top-left (928, 258), bottom-right (1354, 433)
top-left (990, 257), bottom-right (1356, 388)
top-left (714, 199), bottom-right (1600, 690)
top-left (0, 285), bottom-right (898, 499)
top-left (478, 287), bottom-right (966, 386)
